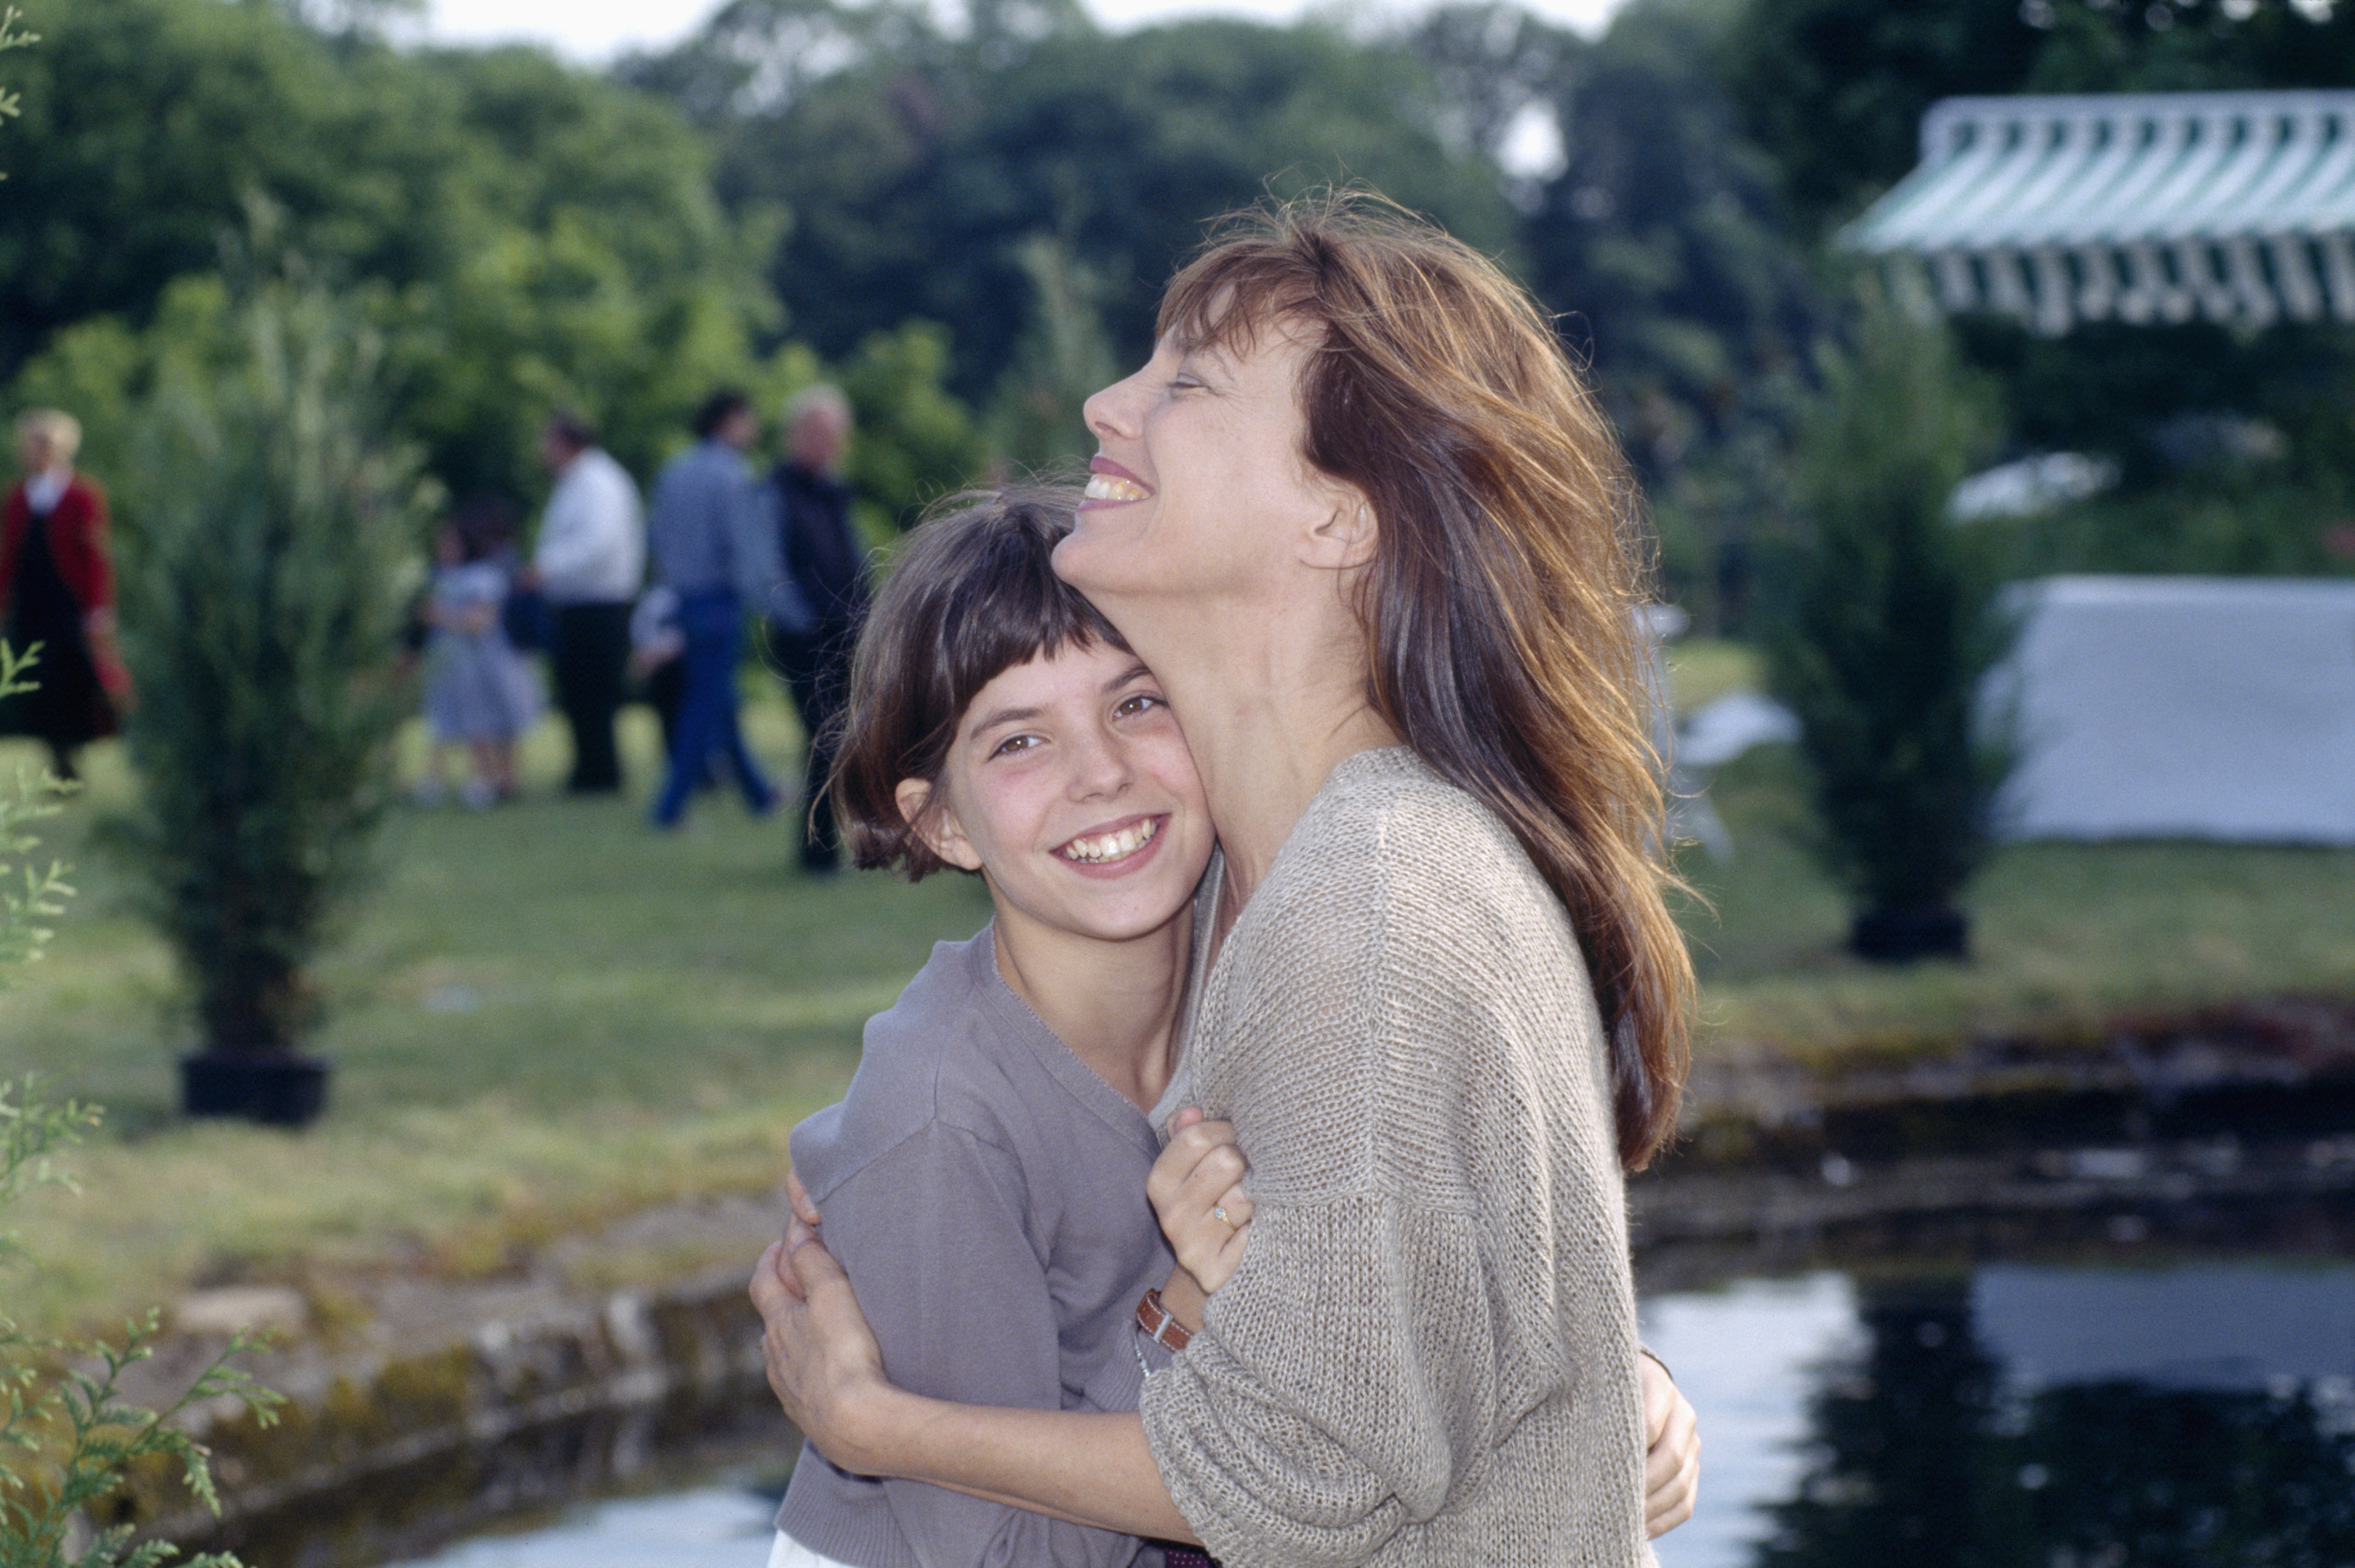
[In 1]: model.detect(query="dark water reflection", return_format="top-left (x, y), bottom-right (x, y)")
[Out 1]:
top-left (1651, 1261), bottom-right (2355, 1568)
top-left (286, 1207), bottom-right (2355, 1568)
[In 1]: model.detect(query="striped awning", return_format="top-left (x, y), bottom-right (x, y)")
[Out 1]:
top-left (1843, 91), bottom-right (2355, 333)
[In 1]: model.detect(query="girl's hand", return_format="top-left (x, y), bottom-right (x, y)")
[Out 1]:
top-left (1147, 1107), bottom-right (1253, 1295)
top-left (749, 1220), bottom-right (896, 1474)
top-left (1640, 1351), bottom-right (1700, 1538)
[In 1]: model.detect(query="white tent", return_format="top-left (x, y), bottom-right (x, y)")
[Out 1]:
top-left (1994, 575), bottom-right (2355, 843)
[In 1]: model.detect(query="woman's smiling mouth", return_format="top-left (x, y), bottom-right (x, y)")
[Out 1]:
top-left (1082, 473), bottom-right (1148, 503)
top-left (1056, 816), bottom-right (1162, 864)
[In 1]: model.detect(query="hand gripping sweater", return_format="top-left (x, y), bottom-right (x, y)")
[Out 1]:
top-left (1138, 748), bottom-right (1654, 1568)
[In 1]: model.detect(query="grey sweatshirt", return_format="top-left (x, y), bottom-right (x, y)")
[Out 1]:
top-left (776, 928), bottom-right (1175, 1568)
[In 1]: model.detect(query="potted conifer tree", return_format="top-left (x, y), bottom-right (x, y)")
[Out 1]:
top-left (1766, 290), bottom-right (2018, 963)
top-left (112, 268), bottom-right (421, 1124)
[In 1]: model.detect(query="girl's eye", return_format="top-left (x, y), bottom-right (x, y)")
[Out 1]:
top-left (990, 733), bottom-right (1039, 758)
top-left (1115, 692), bottom-right (1164, 719)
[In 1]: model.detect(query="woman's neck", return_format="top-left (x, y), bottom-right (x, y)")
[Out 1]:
top-left (992, 909), bottom-right (1192, 1114)
top-left (1123, 603), bottom-right (1398, 925)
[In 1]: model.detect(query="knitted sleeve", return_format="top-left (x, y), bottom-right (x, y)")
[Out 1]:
top-left (1137, 765), bottom-right (1643, 1566)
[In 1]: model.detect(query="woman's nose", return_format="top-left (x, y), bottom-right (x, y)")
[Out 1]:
top-left (1083, 367), bottom-right (1146, 442)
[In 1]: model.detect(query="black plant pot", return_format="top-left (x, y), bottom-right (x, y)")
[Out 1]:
top-left (1850, 906), bottom-right (1970, 964)
top-left (181, 1050), bottom-right (330, 1127)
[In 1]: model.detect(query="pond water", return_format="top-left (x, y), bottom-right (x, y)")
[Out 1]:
top-left (374, 1249), bottom-right (2355, 1568)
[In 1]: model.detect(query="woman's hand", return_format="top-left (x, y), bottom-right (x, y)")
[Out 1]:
top-left (749, 1207), bottom-right (898, 1475)
top-left (1640, 1350), bottom-right (1700, 1538)
top-left (1147, 1107), bottom-right (1253, 1295)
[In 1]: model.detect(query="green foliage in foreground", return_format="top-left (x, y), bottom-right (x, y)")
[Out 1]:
top-left (1, 655), bottom-right (277, 1568)
top-left (0, 648), bottom-right (72, 978)
top-left (1, 1081), bottom-right (281, 1568)
top-left (107, 270), bottom-right (421, 1055)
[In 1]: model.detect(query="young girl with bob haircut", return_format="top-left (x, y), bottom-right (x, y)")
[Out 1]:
top-left (760, 483), bottom-right (1696, 1568)
top-left (766, 486), bottom-right (1217, 1568)
top-left (759, 192), bottom-right (1697, 1565)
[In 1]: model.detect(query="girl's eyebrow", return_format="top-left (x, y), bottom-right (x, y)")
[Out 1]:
top-left (967, 702), bottom-right (1044, 738)
top-left (966, 665), bottom-right (1153, 738)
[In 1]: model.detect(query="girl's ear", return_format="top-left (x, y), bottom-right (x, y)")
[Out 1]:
top-left (895, 777), bottom-right (984, 872)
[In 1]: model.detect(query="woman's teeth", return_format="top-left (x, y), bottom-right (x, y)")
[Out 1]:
top-left (1084, 474), bottom-right (1148, 502)
top-left (1061, 818), bottom-right (1160, 864)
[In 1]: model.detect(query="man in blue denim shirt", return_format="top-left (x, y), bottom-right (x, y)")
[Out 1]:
top-left (646, 389), bottom-right (812, 829)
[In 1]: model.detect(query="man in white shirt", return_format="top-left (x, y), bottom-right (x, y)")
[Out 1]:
top-left (527, 412), bottom-right (644, 794)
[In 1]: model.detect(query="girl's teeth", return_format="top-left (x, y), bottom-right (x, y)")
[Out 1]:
top-left (1084, 474), bottom-right (1148, 502)
top-left (1065, 817), bottom-right (1160, 862)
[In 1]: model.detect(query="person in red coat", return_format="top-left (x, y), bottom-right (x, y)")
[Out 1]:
top-left (1, 409), bottom-right (131, 780)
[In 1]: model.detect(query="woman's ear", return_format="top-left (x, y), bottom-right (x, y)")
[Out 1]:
top-left (1303, 482), bottom-right (1379, 573)
top-left (895, 777), bottom-right (985, 872)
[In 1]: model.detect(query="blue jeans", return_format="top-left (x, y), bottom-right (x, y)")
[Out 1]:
top-left (651, 589), bottom-right (774, 827)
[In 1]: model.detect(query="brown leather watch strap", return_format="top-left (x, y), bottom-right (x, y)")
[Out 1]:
top-left (1135, 1287), bottom-right (1192, 1352)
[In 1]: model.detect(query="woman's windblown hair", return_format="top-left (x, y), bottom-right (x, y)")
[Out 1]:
top-left (1160, 190), bottom-right (1694, 1168)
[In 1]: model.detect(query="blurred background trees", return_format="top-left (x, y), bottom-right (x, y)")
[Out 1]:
top-left (7, 0), bottom-right (2353, 561)
top-left (6, 0), bottom-right (2354, 1007)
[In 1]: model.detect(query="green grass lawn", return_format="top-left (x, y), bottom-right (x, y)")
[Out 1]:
top-left (4, 652), bottom-right (2350, 1331)
top-left (2, 689), bottom-right (992, 1332)
top-left (1664, 641), bottom-right (2355, 1057)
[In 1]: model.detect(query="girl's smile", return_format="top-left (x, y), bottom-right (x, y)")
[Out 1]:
top-left (899, 638), bottom-right (1213, 951)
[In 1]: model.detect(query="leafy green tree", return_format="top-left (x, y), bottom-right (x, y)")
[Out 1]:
top-left (107, 265), bottom-right (423, 1101)
top-left (1765, 289), bottom-right (2014, 962)
top-left (1507, 0), bottom-right (1820, 629)
top-left (834, 322), bottom-right (991, 530)
top-left (0, 4), bottom-right (31, 174)
top-left (1723, 0), bottom-right (2355, 580)
top-left (983, 232), bottom-right (1122, 477)
top-left (1, 0), bottom-right (782, 503)
top-left (1724, 0), bottom-right (2355, 241)
top-left (636, 4), bottom-right (1521, 406)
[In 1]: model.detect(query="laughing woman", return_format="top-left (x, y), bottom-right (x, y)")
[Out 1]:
top-left (757, 191), bottom-right (1695, 1567)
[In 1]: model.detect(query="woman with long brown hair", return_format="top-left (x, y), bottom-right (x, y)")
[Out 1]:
top-left (756, 191), bottom-right (1694, 1566)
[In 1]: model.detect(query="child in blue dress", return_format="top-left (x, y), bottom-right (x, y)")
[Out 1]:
top-left (418, 509), bottom-right (542, 808)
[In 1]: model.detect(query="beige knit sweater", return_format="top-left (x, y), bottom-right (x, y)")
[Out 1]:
top-left (1138, 747), bottom-right (1652, 1568)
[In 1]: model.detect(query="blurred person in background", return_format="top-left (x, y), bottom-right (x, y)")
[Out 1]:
top-left (524, 411), bottom-right (644, 796)
top-left (645, 389), bottom-right (812, 830)
top-left (416, 497), bottom-right (543, 808)
top-left (767, 385), bottom-right (870, 876)
top-left (1, 409), bottom-right (130, 782)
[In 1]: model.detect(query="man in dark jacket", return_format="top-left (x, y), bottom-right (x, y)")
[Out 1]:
top-left (768, 386), bottom-right (869, 875)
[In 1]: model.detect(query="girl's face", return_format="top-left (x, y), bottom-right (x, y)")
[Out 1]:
top-left (901, 639), bottom-right (1212, 949)
top-left (1059, 318), bottom-right (1348, 607)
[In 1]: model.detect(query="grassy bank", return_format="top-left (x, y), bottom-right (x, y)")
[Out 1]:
top-left (3, 691), bottom-right (989, 1334)
top-left (4, 657), bottom-right (2350, 1332)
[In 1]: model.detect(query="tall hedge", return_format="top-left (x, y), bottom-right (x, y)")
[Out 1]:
top-left (111, 271), bottom-right (422, 1055)
top-left (1766, 291), bottom-right (2017, 961)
